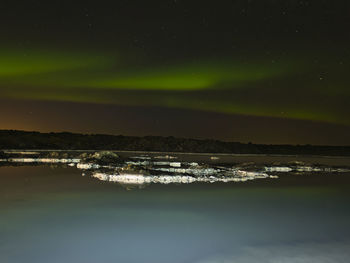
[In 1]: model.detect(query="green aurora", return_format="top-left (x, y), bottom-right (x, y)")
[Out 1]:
top-left (0, 48), bottom-right (349, 125)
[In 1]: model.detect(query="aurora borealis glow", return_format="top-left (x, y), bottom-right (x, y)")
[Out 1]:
top-left (1, 0), bottom-right (349, 144)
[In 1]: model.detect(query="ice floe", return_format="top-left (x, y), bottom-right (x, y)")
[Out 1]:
top-left (1, 151), bottom-right (350, 188)
top-left (91, 171), bottom-right (273, 185)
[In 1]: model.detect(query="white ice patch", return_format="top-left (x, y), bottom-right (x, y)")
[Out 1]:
top-left (153, 161), bottom-right (181, 167)
top-left (91, 169), bottom-right (272, 185)
top-left (77, 163), bottom-right (100, 169)
top-left (265, 166), bottom-right (293, 172)
top-left (296, 166), bottom-right (323, 172)
top-left (152, 167), bottom-right (221, 176)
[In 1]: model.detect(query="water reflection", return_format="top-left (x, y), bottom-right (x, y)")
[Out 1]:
top-left (1, 166), bottom-right (350, 262)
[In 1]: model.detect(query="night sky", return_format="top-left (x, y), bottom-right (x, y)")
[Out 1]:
top-left (1, 0), bottom-right (349, 145)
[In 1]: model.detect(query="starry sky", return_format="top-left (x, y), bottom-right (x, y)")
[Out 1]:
top-left (0, 0), bottom-right (349, 145)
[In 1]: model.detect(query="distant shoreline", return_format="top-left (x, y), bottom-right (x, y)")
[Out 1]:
top-left (2, 149), bottom-right (350, 158)
top-left (1, 130), bottom-right (350, 157)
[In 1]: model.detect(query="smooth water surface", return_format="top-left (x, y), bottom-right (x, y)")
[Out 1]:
top-left (1, 165), bottom-right (350, 263)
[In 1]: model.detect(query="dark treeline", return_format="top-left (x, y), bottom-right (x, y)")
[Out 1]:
top-left (1, 130), bottom-right (350, 156)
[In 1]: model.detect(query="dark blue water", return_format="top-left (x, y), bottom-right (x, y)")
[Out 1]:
top-left (1, 166), bottom-right (350, 263)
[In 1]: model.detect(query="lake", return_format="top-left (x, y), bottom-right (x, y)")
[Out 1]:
top-left (1, 161), bottom-right (350, 263)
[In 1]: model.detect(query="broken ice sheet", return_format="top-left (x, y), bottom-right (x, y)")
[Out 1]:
top-left (79, 156), bottom-right (350, 187)
top-left (1, 151), bottom-right (349, 188)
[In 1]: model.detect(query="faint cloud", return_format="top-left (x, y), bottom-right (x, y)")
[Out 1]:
top-left (197, 241), bottom-right (350, 263)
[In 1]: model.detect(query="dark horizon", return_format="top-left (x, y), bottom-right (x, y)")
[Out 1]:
top-left (2, 99), bottom-right (350, 146)
top-left (2, 130), bottom-right (350, 158)
top-left (1, 127), bottom-right (350, 146)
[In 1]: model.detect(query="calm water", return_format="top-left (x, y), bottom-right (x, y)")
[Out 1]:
top-left (1, 165), bottom-right (350, 263)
